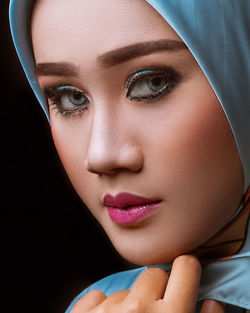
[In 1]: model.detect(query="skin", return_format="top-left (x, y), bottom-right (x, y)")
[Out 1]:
top-left (31, 0), bottom-right (244, 311)
top-left (71, 255), bottom-right (203, 313)
top-left (69, 256), bottom-right (225, 313)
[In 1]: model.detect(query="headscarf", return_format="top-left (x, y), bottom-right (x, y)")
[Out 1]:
top-left (9, 0), bottom-right (250, 309)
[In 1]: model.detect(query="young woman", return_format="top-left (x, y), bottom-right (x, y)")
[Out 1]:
top-left (9, 0), bottom-right (250, 312)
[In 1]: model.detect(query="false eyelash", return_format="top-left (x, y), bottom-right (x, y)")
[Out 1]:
top-left (44, 85), bottom-right (79, 102)
top-left (44, 85), bottom-right (88, 119)
top-left (125, 66), bottom-right (181, 101)
top-left (49, 100), bottom-right (86, 119)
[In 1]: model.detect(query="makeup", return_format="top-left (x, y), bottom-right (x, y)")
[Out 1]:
top-left (125, 66), bottom-right (180, 101)
top-left (44, 85), bottom-right (88, 118)
top-left (103, 193), bottom-right (162, 224)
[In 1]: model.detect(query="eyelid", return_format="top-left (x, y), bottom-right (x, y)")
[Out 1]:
top-left (125, 66), bottom-right (180, 89)
top-left (42, 65), bottom-right (181, 119)
top-left (125, 66), bottom-right (181, 101)
top-left (125, 65), bottom-right (178, 83)
top-left (43, 85), bottom-right (84, 99)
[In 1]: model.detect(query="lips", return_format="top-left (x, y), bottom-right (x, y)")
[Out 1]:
top-left (103, 192), bottom-right (159, 208)
top-left (103, 192), bottom-right (162, 224)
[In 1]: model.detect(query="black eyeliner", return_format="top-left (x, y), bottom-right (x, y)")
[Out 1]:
top-left (125, 65), bottom-right (181, 101)
top-left (43, 85), bottom-right (88, 119)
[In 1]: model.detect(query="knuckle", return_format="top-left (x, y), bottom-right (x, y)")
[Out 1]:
top-left (88, 289), bottom-right (107, 303)
top-left (94, 303), bottom-right (111, 313)
top-left (88, 289), bottom-right (104, 297)
top-left (70, 289), bottom-right (106, 313)
top-left (70, 299), bottom-right (84, 313)
top-left (125, 299), bottom-right (144, 313)
top-left (108, 289), bottom-right (129, 301)
top-left (95, 308), bottom-right (107, 313)
top-left (95, 304), bottom-right (108, 313)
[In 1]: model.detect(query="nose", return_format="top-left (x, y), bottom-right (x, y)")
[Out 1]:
top-left (85, 111), bottom-right (143, 176)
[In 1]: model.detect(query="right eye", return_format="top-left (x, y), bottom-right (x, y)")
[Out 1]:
top-left (45, 85), bottom-right (89, 117)
top-left (125, 66), bottom-right (181, 102)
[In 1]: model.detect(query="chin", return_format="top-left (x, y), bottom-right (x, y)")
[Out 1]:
top-left (112, 241), bottom-right (184, 266)
top-left (102, 219), bottom-right (202, 266)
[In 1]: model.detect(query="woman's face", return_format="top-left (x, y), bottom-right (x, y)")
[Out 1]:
top-left (32, 0), bottom-right (244, 264)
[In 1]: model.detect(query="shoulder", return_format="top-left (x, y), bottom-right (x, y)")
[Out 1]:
top-left (65, 267), bottom-right (147, 313)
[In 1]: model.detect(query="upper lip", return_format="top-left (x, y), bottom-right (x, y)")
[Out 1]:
top-left (103, 192), bottom-right (160, 208)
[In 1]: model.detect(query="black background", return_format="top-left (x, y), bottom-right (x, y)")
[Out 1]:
top-left (2, 1), bottom-right (132, 312)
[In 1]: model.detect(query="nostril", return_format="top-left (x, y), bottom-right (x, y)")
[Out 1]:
top-left (87, 167), bottom-right (100, 175)
top-left (84, 158), bottom-right (100, 175)
top-left (84, 145), bottom-right (144, 176)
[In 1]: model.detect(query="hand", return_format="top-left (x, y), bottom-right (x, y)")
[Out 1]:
top-left (70, 255), bottom-right (224, 313)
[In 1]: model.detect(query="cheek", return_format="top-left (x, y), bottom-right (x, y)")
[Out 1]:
top-left (148, 80), bottom-right (243, 232)
top-left (51, 120), bottom-right (83, 174)
top-left (50, 117), bottom-right (99, 209)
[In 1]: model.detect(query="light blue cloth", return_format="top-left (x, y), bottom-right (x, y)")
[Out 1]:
top-left (9, 0), bottom-right (250, 193)
top-left (65, 219), bottom-right (250, 311)
top-left (9, 0), bottom-right (250, 310)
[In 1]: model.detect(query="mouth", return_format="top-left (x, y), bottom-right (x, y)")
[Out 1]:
top-left (103, 192), bottom-right (162, 224)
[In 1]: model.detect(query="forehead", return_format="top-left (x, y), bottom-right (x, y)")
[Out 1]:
top-left (31, 0), bottom-right (180, 63)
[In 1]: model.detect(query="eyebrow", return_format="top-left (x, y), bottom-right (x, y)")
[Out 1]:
top-left (35, 62), bottom-right (78, 77)
top-left (98, 39), bottom-right (188, 68)
top-left (35, 39), bottom-right (188, 76)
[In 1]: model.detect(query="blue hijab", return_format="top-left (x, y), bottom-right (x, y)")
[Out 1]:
top-left (9, 0), bottom-right (250, 309)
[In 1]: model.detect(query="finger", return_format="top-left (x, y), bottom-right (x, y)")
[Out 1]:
top-left (95, 290), bottom-right (129, 312)
top-left (103, 290), bottom-right (130, 305)
top-left (200, 299), bottom-right (225, 313)
top-left (163, 255), bottom-right (201, 313)
top-left (126, 267), bottom-right (169, 302)
top-left (70, 289), bottom-right (107, 313)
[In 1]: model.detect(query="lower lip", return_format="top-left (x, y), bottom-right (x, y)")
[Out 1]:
top-left (106, 201), bottom-right (162, 224)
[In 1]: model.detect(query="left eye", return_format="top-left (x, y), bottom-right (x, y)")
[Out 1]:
top-left (125, 68), bottom-right (179, 101)
top-left (57, 87), bottom-right (88, 111)
top-left (45, 85), bottom-right (89, 117)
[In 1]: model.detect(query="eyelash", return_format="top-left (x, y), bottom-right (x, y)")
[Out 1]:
top-left (44, 66), bottom-right (180, 119)
top-left (44, 86), bottom-right (87, 119)
top-left (125, 66), bottom-right (180, 101)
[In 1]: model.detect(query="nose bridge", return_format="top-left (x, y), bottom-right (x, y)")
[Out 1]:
top-left (89, 108), bottom-right (120, 158)
top-left (85, 106), bottom-right (143, 175)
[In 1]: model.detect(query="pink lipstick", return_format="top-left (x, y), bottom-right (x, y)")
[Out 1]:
top-left (103, 193), bottom-right (162, 224)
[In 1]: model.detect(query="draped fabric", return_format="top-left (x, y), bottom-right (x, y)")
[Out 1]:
top-left (9, 0), bottom-right (250, 310)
